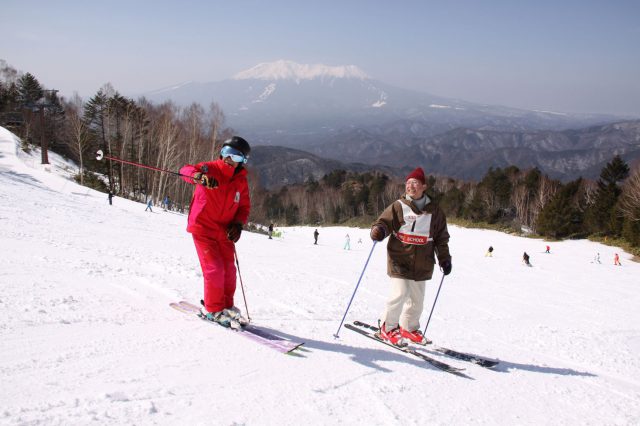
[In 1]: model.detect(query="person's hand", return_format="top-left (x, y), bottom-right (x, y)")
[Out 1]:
top-left (193, 172), bottom-right (218, 189)
top-left (227, 223), bottom-right (243, 243)
top-left (440, 259), bottom-right (452, 276)
top-left (370, 225), bottom-right (386, 241)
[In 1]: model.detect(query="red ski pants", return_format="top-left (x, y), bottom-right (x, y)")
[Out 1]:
top-left (192, 234), bottom-right (237, 313)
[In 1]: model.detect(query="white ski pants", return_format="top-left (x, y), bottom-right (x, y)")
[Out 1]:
top-left (380, 277), bottom-right (426, 331)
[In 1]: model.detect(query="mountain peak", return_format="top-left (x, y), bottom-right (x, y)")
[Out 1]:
top-left (232, 60), bottom-right (369, 81)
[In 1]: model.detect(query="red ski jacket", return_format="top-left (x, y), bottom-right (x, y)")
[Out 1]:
top-left (180, 159), bottom-right (250, 239)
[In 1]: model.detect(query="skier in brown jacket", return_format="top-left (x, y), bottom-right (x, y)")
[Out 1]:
top-left (370, 167), bottom-right (452, 345)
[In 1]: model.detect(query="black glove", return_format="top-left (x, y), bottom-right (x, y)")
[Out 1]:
top-left (440, 259), bottom-right (452, 276)
top-left (227, 223), bottom-right (243, 243)
top-left (370, 225), bottom-right (386, 241)
top-left (193, 172), bottom-right (218, 189)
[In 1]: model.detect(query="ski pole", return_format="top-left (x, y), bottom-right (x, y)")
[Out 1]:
top-left (233, 246), bottom-right (251, 322)
top-left (95, 150), bottom-right (196, 180)
top-left (422, 274), bottom-right (446, 336)
top-left (333, 241), bottom-right (377, 339)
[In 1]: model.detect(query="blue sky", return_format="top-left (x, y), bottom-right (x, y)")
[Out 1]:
top-left (2, 0), bottom-right (639, 115)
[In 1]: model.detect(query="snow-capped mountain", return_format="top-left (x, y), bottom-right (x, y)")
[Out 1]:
top-left (232, 59), bottom-right (369, 82)
top-left (143, 60), bottom-right (401, 126)
top-left (143, 60), bottom-right (619, 143)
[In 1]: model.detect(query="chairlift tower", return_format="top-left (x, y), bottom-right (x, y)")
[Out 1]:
top-left (29, 89), bottom-right (59, 165)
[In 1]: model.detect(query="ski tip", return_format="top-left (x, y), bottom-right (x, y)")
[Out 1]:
top-left (284, 343), bottom-right (306, 356)
top-left (477, 360), bottom-right (500, 368)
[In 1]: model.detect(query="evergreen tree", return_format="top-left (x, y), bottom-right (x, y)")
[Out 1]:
top-left (477, 167), bottom-right (513, 222)
top-left (284, 203), bottom-right (299, 225)
top-left (537, 179), bottom-right (585, 238)
top-left (84, 89), bottom-right (111, 186)
top-left (17, 73), bottom-right (43, 106)
top-left (342, 186), bottom-right (357, 217)
top-left (305, 177), bottom-right (319, 193)
top-left (0, 81), bottom-right (21, 127)
top-left (264, 193), bottom-right (284, 221)
top-left (368, 173), bottom-right (388, 216)
top-left (440, 186), bottom-right (465, 217)
top-left (585, 156), bottom-right (630, 236)
top-left (322, 169), bottom-right (347, 188)
top-left (355, 185), bottom-right (370, 215)
top-left (619, 166), bottom-right (640, 248)
top-left (622, 219), bottom-right (640, 247)
top-left (523, 168), bottom-right (541, 194)
top-left (463, 190), bottom-right (486, 221)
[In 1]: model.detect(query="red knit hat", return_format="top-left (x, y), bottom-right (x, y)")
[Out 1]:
top-left (406, 167), bottom-right (426, 184)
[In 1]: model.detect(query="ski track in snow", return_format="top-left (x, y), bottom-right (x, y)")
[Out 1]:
top-left (1, 126), bottom-right (640, 425)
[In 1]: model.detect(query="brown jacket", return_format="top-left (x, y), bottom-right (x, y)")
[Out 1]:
top-left (373, 196), bottom-right (451, 281)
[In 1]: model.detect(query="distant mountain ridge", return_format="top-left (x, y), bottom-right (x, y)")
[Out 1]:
top-left (251, 120), bottom-right (640, 188)
top-left (249, 145), bottom-right (397, 189)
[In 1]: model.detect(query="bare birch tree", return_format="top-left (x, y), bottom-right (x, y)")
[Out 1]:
top-left (208, 102), bottom-right (226, 158)
top-left (153, 102), bottom-right (181, 202)
top-left (64, 93), bottom-right (89, 185)
top-left (619, 166), bottom-right (640, 221)
top-left (511, 184), bottom-right (530, 227)
top-left (531, 175), bottom-right (559, 232)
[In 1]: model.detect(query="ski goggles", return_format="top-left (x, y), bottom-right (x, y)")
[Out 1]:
top-left (220, 145), bottom-right (247, 164)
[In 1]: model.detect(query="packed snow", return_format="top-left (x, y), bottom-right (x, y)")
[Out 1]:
top-left (1, 126), bottom-right (639, 425)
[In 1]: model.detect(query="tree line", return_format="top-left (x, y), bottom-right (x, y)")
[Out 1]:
top-left (249, 158), bottom-right (640, 253)
top-left (1, 61), bottom-right (639, 253)
top-left (1, 60), bottom-right (235, 210)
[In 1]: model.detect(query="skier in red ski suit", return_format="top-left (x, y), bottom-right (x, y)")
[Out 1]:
top-left (180, 137), bottom-right (251, 322)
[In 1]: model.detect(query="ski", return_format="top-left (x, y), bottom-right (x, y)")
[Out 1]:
top-left (344, 323), bottom-right (465, 375)
top-left (428, 346), bottom-right (498, 368)
top-left (170, 301), bottom-right (304, 354)
top-left (353, 321), bottom-right (499, 368)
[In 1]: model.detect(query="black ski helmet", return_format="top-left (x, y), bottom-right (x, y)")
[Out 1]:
top-left (222, 136), bottom-right (251, 158)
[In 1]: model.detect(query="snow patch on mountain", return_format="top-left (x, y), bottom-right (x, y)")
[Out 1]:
top-left (146, 81), bottom-right (195, 95)
top-left (253, 83), bottom-right (277, 103)
top-left (533, 109), bottom-right (569, 116)
top-left (372, 93), bottom-right (387, 108)
top-left (233, 60), bottom-right (369, 82)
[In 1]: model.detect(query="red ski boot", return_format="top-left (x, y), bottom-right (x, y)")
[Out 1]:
top-left (400, 327), bottom-right (432, 345)
top-left (377, 323), bottom-right (405, 346)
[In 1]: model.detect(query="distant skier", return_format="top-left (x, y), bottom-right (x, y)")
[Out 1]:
top-left (314, 228), bottom-right (319, 245)
top-left (593, 253), bottom-right (601, 264)
top-left (268, 223), bottom-right (274, 239)
top-left (545, 245), bottom-right (550, 254)
top-left (523, 252), bottom-right (531, 266)
top-left (614, 253), bottom-right (622, 266)
top-left (108, 191), bottom-right (114, 206)
top-left (485, 246), bottom-right (494, 257)
top-left (357, 237), bottom-right (363, 244)
top-left (370, 167), bottom-right (451, 346)
top-left (163, 195), bottom-right (170, 211)
top-left (344, 234), bottom-right (351, 250)
top-left (179, 136), bottom-right (251, 327)
top-left (145, 199), bottom-right (153, 212)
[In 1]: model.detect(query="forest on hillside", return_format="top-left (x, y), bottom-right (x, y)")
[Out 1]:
top-left (1, 60), bottom-right (639, 253)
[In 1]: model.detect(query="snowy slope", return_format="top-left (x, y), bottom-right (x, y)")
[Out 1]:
top-left (1, 126), bottom-right (639, 425)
